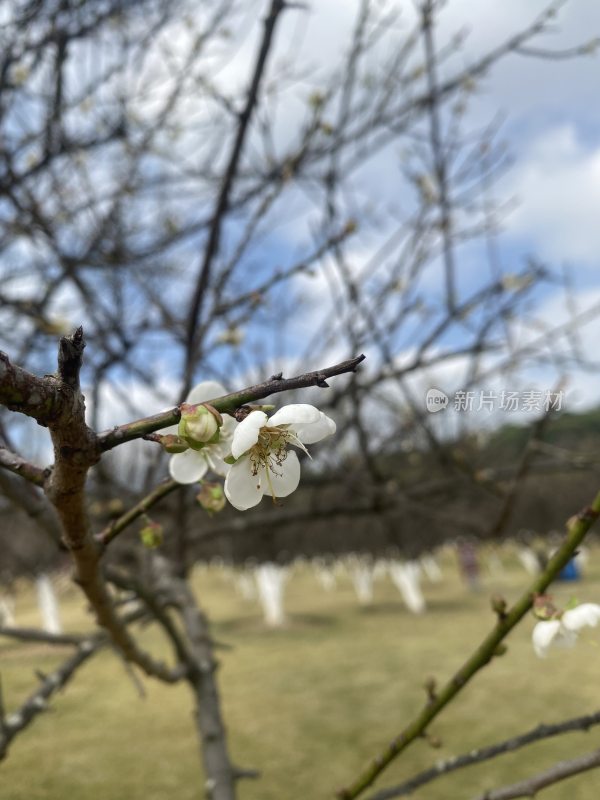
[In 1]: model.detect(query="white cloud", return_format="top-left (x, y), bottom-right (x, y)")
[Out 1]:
top-left (503, 125), bottom-right (600, 267)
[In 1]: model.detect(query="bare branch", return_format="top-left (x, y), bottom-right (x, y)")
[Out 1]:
top-left (0, 637), bottom-right (104, 762)
top-left (472, 748), bottom-right (600, 800)
top-left (0, 352), bottom-right (63, 427)
top-left (182, 0), bottom-right (289, 390)
top-left (368, 709), bottom-right (600, 799)
top-left (0, 627), bottom-right (89, 646)
top-left (0, 448), bottom-right (45, 487)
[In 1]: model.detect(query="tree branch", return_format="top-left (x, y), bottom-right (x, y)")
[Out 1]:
top-left (57, 324), bottom-right (85, 390)
top-left (0, 637), bottom-right (104, 761)
top-left (98, 354), bottom-right (366, 451)
top-left (472, 748), bottom-right (600, 800)
top-left (182, 0), bottom-right (289, 392)
top-left (96, 479), bottom-right (181, 549)
top-left (0, 448), bottom-right (45, 487)
top-left (18, 330), bottom-right (188, 685)
top-left (367, 710), bottom-right (600, 799)
top-left (0, 607), bottom-right (149, 762)
top-left (337, 491), bottom-right (600, 799)
top-left (0, 352), bottom-right (63, 427)
top-left (0, 626), bottom-right (89, 646)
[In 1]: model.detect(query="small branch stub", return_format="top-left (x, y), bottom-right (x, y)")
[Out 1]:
top-left (57, 326), bottom-right (85, 390)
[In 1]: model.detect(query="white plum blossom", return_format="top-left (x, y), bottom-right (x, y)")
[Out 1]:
top-left (224, 404), bottom-right (335, 511)
top-left (168, 381), bottom-right (237, 484)
top-left (532, 603), bottom-right (600, 658)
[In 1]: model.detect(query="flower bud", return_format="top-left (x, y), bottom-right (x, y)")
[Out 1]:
top-left (532, 594), bottom-right (558, 621)
top-left (491, 593), bottom-right (507, 619)
top-left (107, 498), bottom-right (125, 516)
top-left (196, 482), bottom-right (226, 515)
top-left (158, 434), bottom-right (189, 454)
top-left (179, 403), bottom-right (222, 445)
top-left (139, 519), bottom-right (163, 549)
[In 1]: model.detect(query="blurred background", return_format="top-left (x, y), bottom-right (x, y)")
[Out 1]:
top-left (2, 2), bottom-right (600, 797)
top-left (2, 0), bottom-right (600, 575)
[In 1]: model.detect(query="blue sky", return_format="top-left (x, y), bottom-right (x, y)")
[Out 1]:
top-left (5, 0), bottom-right (600, 447)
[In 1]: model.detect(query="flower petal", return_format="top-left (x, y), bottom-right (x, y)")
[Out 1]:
top-left (290, 411), bottom-right (336, 444)
top-left (562, 603), bottom-right (600, 631)
top-left (224, 458), bottom-right (263, 510)
top-left (532, 620), bottom-right (562, 658)
top-left (186, 381), bottom-right (227, 405)
top-left (221, 414), bottom-right (237, 434)
top-left (532, 619), bottom-right (577, 658)
top-left (224, 450), bottom-right (302, 509)
top-left (231, 411), bottom-right (267, 459)
top-left (169, 449), bottom-right (208, 484)
top-left (269, 404), bottom-right (321, 427)
top-left (261, 450), bottom-right (301, 498)
top-left (204, 444), bottom-right (230, 478)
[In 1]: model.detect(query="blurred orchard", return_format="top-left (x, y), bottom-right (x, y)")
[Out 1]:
top-left (2, 1), bottom-right (600, 798)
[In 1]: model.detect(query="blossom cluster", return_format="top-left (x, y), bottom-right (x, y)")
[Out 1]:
top-left (165, 381), bottom-right (335, 511)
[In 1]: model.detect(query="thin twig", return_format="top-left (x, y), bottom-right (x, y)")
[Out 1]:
top-left (0, 637), bottom-right (104, 761)
top-left (0, 626), bottom-right (88, 646)
top-left (472, 747), bottom-right (600, 800)
top-left (182, 0), bottom-right (289, 392)
top-left (0, 447), bottom-right (45, 486)
top-left (367, 709), bottom-right (600, 799)
top-left (96, 479), bottom-right (181, 549)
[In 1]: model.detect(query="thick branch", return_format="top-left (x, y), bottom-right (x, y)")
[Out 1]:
top-left (35, 331), bottom-right (186, 684)
top-left (337, 491), bottom-right (600, 799)
top-left (117, 556), bottom-right (240, 800)
top-left (164, 566), bottom-right (239, 800)
top-left (98, 354), bottom-right (366, 451)
top-left (0, 352), bottom-right (63, 426)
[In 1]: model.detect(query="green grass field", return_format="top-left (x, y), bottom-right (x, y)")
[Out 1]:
top-left (2, 551), bottom-right (600, 800)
